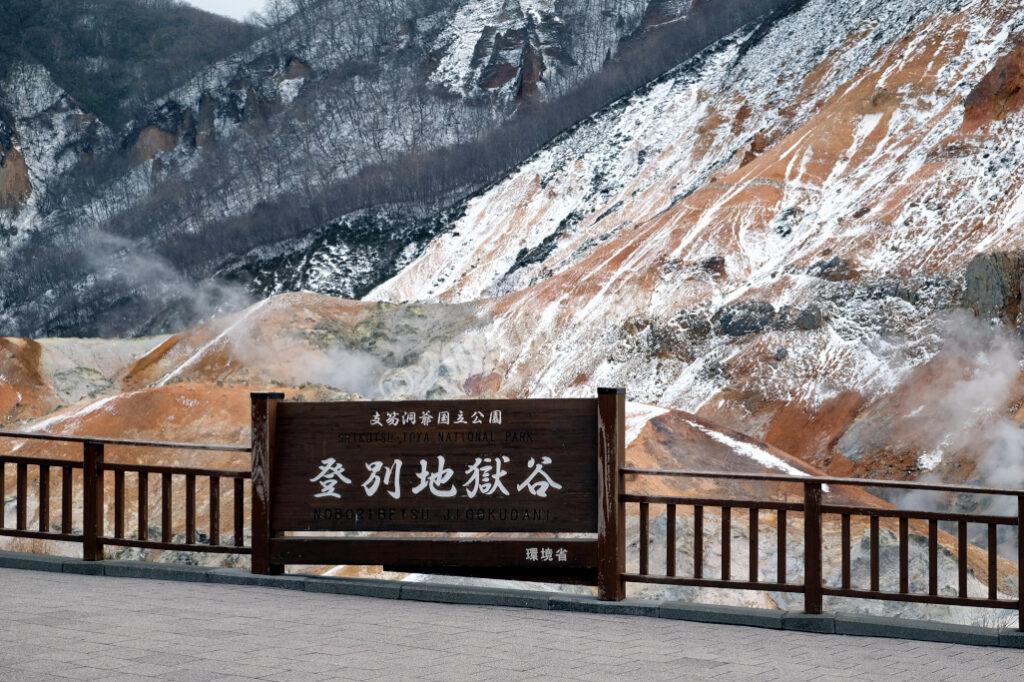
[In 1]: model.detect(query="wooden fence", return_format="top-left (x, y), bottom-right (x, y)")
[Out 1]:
top-left (1, 430), bottom-right (1022, 626)
top-left (0, 431), bottom-right (251, 558)
top-left (620, 468), bottom-right (1024, 624)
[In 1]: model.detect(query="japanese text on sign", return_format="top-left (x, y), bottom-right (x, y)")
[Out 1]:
top-left (371, 409), bottom-right (503, 427)
top-left (310, 455), bottom-right (561, 501)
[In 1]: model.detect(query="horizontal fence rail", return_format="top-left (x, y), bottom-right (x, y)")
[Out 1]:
top-left (0, 433), bottom-right (252, 559)
top-left (621, 469), bottom-right (1024, 625)
top-left (0, 431), bottom-right (251, 452)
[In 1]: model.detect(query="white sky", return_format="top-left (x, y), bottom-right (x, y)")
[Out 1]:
top-left (183, 0), bottom-right (268, 21)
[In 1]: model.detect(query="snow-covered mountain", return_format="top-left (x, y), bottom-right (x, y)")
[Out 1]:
top-left (0, 0), bottom-right (256, 242)
top-left (5, 0), bottom-right (1024, 482)
top-left (0, 0), bottom-right (789, 338)
top-left (349, 0), bottom-right (1024, 490)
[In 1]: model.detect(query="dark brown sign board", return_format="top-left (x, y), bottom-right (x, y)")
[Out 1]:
top-left (250, 389), bottom-right (626, 596)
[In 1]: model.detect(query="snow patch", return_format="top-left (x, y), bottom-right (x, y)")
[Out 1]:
top-left (917, 450), bottom-right (944, 471)
top-left (156, 299), bottom-right (270, 387)
top-left (26, 395), bottom-right (120, 434)
top-left (626, 402), bottom-right (670, 446)
top-left (686, 419), bottom-right (809, 478)
top-left (278, 77), bottom-right (304, 104)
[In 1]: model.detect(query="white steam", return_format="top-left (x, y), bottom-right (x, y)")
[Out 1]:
top-left (936, 314), bottom-right (1022, 487)
top-left (85, 230), bottom-right (255, 335)
top-left (895, 312), bottom-right (1024, 513)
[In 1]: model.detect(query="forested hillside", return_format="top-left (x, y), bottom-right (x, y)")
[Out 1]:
top-left (0, 0), bottom-right (258, 127)
top-left (0, 0), bottom-right (797, 338)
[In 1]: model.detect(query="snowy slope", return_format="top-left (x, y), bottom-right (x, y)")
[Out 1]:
top-left (363, 0), bottom-right (1024, 482)
top-left (0, 63), bottom-right (110, 249)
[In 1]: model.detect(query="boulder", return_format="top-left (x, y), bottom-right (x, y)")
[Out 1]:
top-left (866, 279), bottom-right (917, 303)
top-left (962, 251), bottom-right (1024, 321)
top-left (795, 304), bottom-right (824, 331)
top-left (701, 256), bottom-right (727, 278)
top-left (808, 256), bottom-right (857, 281)
top-left (773, 305), bottom-right (797, 330)
top-left (715, 300), bottom-right (776, 337)
top-left (771, 207), bottom-right (802, 237)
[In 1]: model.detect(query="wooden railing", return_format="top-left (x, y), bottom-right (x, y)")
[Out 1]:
top-left (621, 469), bottom-right (1024, 624)
top-left (0, 432), bottom-right (252, 558)
top-left (3, 429), bottom-right (1023, 628)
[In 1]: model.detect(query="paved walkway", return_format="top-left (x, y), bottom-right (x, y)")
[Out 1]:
top-left (0, 569), bottom-right (1023, 681)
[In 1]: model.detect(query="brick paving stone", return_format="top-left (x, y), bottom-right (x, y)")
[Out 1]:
top-left (2, 567), bottom-right (1024, 679)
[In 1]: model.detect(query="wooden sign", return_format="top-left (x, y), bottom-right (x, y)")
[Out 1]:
top-left (271, 399), bottom-right (597, 533)
top-left (250, 389), bottom-right (625, 594)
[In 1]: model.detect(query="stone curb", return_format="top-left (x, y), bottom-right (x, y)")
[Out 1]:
top-left (0, 550), bottom-right (1019, 649)
top-left (305, 575), bottom-right (402, 599)
top-left (401, 582), bottom-right (552, 609)
top-left (550, 595), bottom-right (660, 617)
top-left (833, 612), bottom-right (1002, 647)
top-left (661, 601), bottom-right (784, 629)
top-left (782, 612), bottom-right (835, 634)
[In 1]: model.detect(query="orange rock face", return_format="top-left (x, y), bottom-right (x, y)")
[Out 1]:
top-left (283, 56), bottom-right (312, 80)
top-left (463, 371), bottom-right (503, 396)
top-left (0, 146), bottom-right (31, 210)
top-left (0, 338), bottom-right (56, 423)
top-left (132, 126), bottom-right (177, 163)
top-left (964, 38), bottom-right (1024, 131)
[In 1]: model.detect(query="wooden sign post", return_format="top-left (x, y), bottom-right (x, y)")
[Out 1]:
top-left (250, 389), bottom-right (625, 597)
top-left (596, 387), bottom-right (626, 600)
top-left (250, 391), bottom-right (284, 575)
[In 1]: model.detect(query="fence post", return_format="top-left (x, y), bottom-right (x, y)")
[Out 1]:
top-left (1018, 495), bottom-right (1023, 631)
top-left (251, 392), bottom-right (285, 575)
top-left (803, 480), bottom-right (823, 614)
top-left (82, 441), bottom-right (104, 561)
top-left (597, 387), bottom-right (626, 601)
